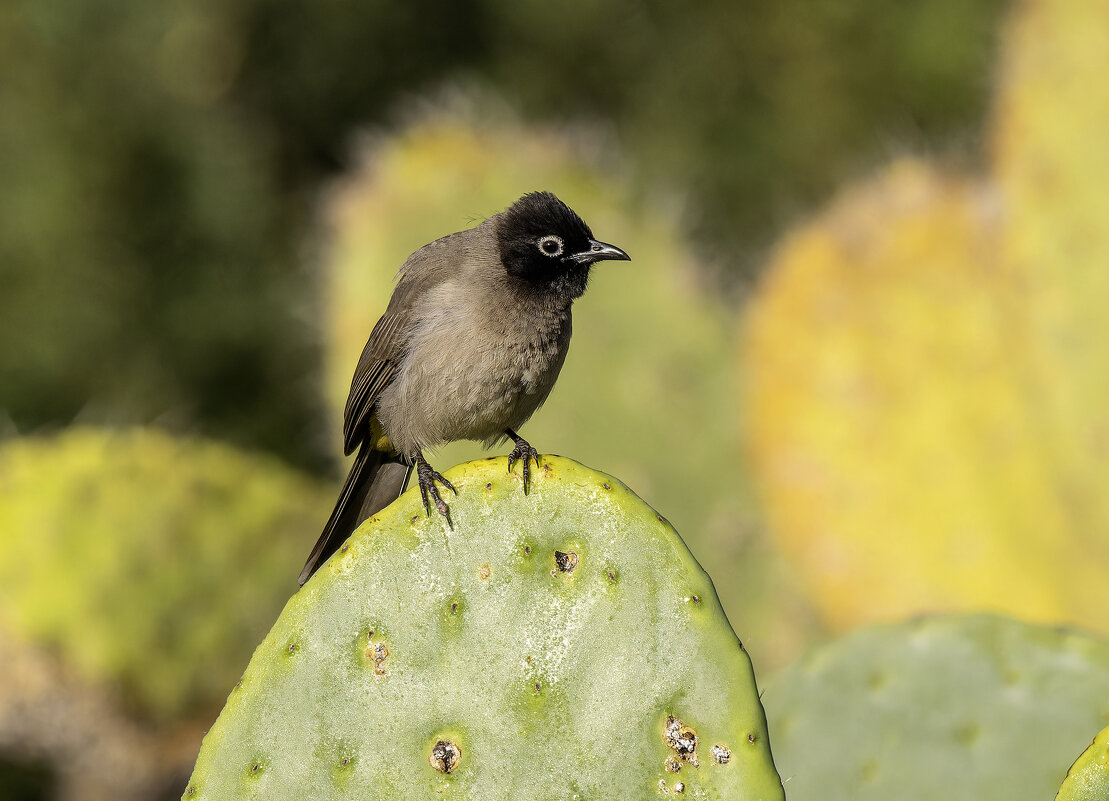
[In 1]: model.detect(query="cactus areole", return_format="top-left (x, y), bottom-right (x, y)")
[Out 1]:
top-left (184, 456), bottom-right (783, 800)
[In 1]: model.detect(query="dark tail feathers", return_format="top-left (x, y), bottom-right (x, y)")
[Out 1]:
top-left (298, 445), bottom-right (411, 585)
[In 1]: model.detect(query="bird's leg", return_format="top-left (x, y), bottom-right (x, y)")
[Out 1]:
top-left (415, 451), bottom-right (456, 526)
top-left (505, 428), bottom-right (541, 494)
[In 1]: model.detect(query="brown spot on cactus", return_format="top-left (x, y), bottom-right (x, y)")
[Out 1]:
top-left (554, 550), bottom-right (578, 573)
top-left (429, 740), bottom-right (461, 774)
top-left (664, 715), bottom-right (698, 761)
top-left (674, 781), bottom-right (685, 794)
top-left (602, 483), bottom-right (611, 490)
top-left (664, 755), bottom-right (682, 773)
top-left (712, 744), bottom-right (731, 764)
top-left (365, 633), bottom-right (388, 676)
top-left (478, 564), bottom-right (491, 580)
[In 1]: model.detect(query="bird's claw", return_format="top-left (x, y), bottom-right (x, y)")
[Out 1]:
top-left (416, 454), bottom-right (455, 527)
top-left (507, 437), bottom-right (541, 494)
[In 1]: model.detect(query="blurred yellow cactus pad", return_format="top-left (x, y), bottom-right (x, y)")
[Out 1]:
top-left (993, 0), bottom-right (1109, 546)
top-left (0, 427), bottom-right (331, 722)
top-left (743, 0), bottom-right (1109, 633)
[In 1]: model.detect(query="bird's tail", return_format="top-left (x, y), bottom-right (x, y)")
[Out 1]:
top-left (298, 445), bottom-right (411, 585)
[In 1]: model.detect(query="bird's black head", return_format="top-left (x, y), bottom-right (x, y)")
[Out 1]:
top-left (495, 191), bottom-right (630, 298)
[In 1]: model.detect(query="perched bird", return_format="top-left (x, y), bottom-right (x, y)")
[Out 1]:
top-left (299, 191), bottom-right (630, 584)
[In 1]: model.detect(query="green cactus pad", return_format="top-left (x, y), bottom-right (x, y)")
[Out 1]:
top-left (185, 456), bottom-right (783, 800)
top-left (1055, 724), bottom-right (1109, 801)
top-left (764, 615), bottom-right (1109, 801)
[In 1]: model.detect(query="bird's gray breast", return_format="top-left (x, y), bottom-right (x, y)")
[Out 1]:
top-left (375, 277), bottom-right (572, 455)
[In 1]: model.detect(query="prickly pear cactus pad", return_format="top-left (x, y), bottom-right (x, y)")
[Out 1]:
top-left (1055, 724), bottom-right (1109, 801)
top-left (764, 615), bottom-right (1109, 801)
top-left (185, 457), bottom-right (783, 800)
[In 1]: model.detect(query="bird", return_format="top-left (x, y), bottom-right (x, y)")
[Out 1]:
top-left (298, 191), bottom-right (630, 585)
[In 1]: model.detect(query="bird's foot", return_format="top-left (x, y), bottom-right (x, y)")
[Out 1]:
top-left (505, 428), bottom-right (541, 494)
top-left (415, 452), bottom-right (456, 526)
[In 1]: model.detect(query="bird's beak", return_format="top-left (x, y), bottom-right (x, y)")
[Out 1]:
top-left (570, 239), bottom-right (631, 264)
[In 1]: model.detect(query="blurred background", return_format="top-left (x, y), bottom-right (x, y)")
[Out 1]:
top-left (4, 0), bottom-right (1108, 799)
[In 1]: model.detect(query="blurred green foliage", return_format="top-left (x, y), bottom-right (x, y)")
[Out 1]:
top-left (0, 427), bottom-right (331, 723)
top-left (0, 0), bottom-right (1006, 468)
top-left (0, 0), bottom-right (482, 470)
top-left (483, 0), bottom-right (1009, 262)
top-left (0, 757), bottom-right (54, 801)
top-left (1, 1), bottom-right (313, 468)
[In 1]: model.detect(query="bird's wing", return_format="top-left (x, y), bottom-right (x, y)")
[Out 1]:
top-left (341, 230), bottom-right (475, 455)
top-left (342, 312), bottom-right (405, 455)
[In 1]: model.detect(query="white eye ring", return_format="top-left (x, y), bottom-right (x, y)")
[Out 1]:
top-left (537, 234), bottom-right (564, 257)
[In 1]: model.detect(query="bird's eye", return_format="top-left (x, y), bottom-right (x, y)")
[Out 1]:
top-left (537, 234), bottom-right (564, 257)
